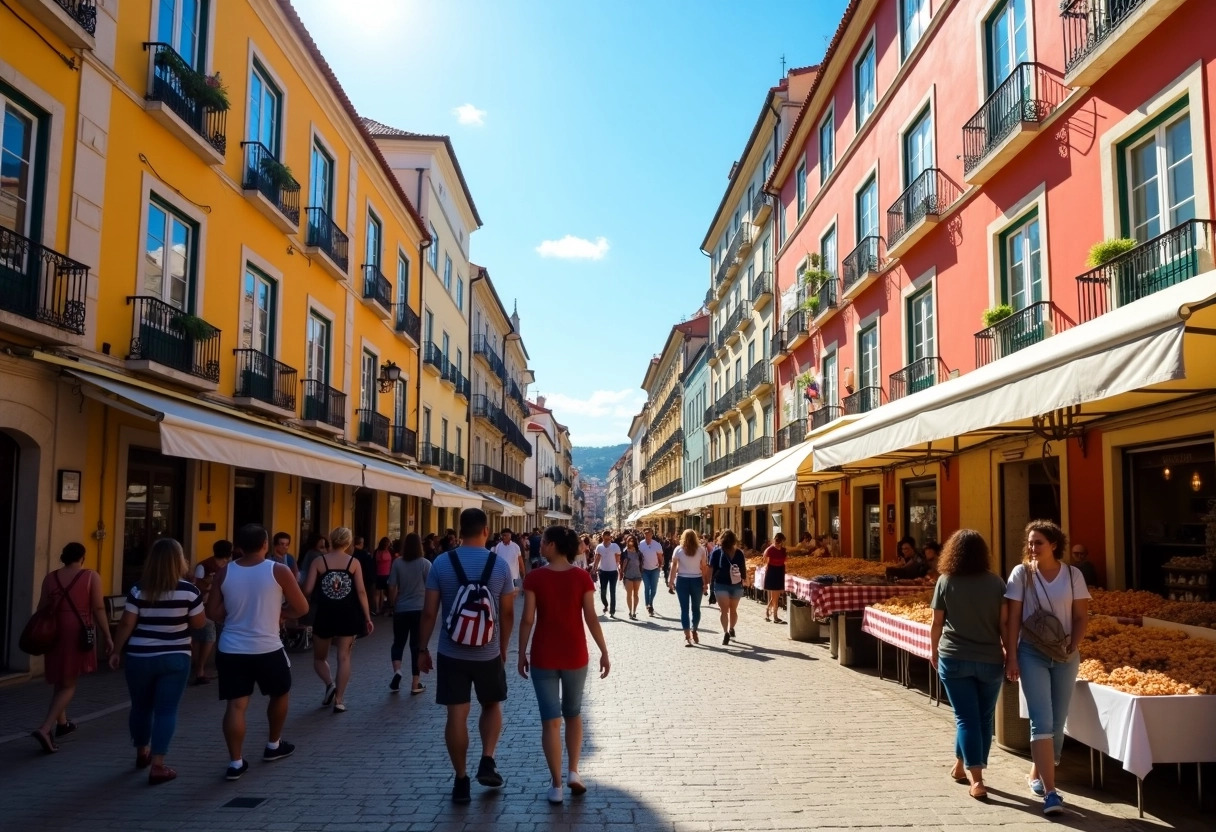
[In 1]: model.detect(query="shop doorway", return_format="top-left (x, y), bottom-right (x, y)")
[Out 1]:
top-left (999, 458), bottom-right (1061, 578)
top-left (826, 490), bottom-right (841, 541)
top-left (1124, 440), bottom-right (1215, 595)
top-left (123, 448), bottom-right (185, 592)
top-left (299, 479), bottom-right (325, 547)
top-left (0, 433), bottom-right (17, 671)
top-left (860, 486), bottom-right (881, 560)
top-left (354, 489), bottom-right (376, 547)
top-left (903, 478), bottom-right (938, 547)
top-left (753, 505), bottom-right (769, 548)
top-left (232, 469), bottom-right (266, 534)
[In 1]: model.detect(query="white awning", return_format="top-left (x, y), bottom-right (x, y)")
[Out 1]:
top-left (668, 444), bottom-right (806, 512)
top-left (740, 443), bottom-right (816, 506)
top-left (481, 493), bottom-right (525, 517)
top-left (428, 478), bottom-right (485, 509)
top-left (635, 499), bottom-right (672, 519)
top-left (544, 511), bottom-right (571, 520)
top-left (623, 509), bottom-right (643, 525)
top-left (72, 372), bottom-right (438, 500)
top-left (813, 271), bottom-right (1216, 471)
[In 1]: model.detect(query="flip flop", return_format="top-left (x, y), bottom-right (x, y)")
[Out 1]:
top-left (31, 730), bottom-right (58, 754)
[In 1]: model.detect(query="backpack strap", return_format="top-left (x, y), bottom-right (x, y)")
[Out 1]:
top-left (477, 550), bottom-right (497, 585)
top-left (449, 551), bottom-right (469, 586)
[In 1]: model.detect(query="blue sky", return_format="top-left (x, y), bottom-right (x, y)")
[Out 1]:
top-left (293, 0), bottom-right (848, 447)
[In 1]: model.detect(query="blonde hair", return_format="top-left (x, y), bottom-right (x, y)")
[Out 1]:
top-left (328, 526), bottom-right (353, 551)
top-left (140, 538), bottom-right (187, 603)
top-left (680, 529), bottom-right (698, 554)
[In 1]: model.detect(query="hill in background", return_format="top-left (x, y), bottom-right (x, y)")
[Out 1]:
top-left (572, 443), bottom-right (629, 481)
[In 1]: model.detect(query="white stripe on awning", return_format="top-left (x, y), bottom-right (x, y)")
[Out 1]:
top-left (635, 499), bottom-right (672, 519)
top-left (812, 271), bottom-right (1216, 471)
top-left (740, 443), bottom-right (816, 506)
top-left (668, 443), bottom-right (805, 512)
top-left (481, 493), bottom-right (525, 517)
top-left (428, 478), bottom-right (484, 509)
top-left (544, 511), bottom-right (571, 520)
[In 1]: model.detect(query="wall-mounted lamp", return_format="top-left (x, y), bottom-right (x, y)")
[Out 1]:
top-left (1163, 467), bottom-right (1172, 481)
top-left (1192, 471), bottom-right (1203, 493)
top-left (377, 361), bottom-right (402, 393)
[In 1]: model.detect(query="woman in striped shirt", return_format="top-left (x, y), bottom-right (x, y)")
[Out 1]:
top-left (109, 538), bottom-right (206, 784)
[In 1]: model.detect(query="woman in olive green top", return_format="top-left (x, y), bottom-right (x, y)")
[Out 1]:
top-left (929, 530), bottom-right (1008, 800)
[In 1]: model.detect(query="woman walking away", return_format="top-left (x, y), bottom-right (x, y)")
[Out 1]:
top-left (711, 530), bottom-right (746, 644)
top-left (518, 526), bottom-right (610, 804)
top-left (31, 542), bottom-right (113, 753)
top-left (108, 538), bottom-right (206, 784)
top-left (373, 537), bottom-right (393, 616)
top-left (1004, 520), bottom-right (1090, 816)
top-left (303, 527), bottom-right (374, 713)
top-left (668, 529), bottom-right (708, 646)
top-left (762, 533), bottom-right (788, 623)
top-left (929, 530), bottom-right (1007, 800)
top-left (388, 533), bottom-right (431, 695)
top-left (620, 535), bottom-right (644, 620)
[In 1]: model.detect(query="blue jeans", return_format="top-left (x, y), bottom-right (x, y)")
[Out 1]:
top-left (124, 652), bottom-right (191, 755)
top-left (1018, 640), bottom-right (1081, 764)
top-left (599, 569), bottom-right (618, 614)
top-left (531, 665), bottom-right (589, 721)
top-left (642, 569), bottom-right (661, 607)
top-left (675, 576), bottom-right (703, 631)
top-left (938, 655), bottom-right (1004, 770)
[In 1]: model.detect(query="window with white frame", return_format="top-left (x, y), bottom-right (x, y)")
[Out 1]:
top-left (365, 210), bottom-right (382, 270)
top-left (456, 276), bottom-right (464, 311)
top-left (305, 312), bottom-right (329, 383)
top-left (443, 254), bottom-right (452, 291)
top-left (1124, 109), bottom-right (1194, 242)
top-left (857, 175), bottom-right (879, 241)
top-left (901, 0), bottom-right (930, 60)
top-left (904, 107), bottom-right (935, 187)
top-left (144, 197), bottom-right (195, 310)
top-left (907, 285), bottom-right (935, 363)
top-left (157, 0), bottom-right (205, 68)
top-left (821, 225), bottom-right (838, 278)
top-left (361, 349), bottom-right (376, 410)
top-left (855, 40), bottom-right (876, 128)
top-left (0, 96), bottom-right (39, 238)
top-left (248, 61), bottom-right (282, 155)
top-left (796, 160), bottom-right (807, 217)
top-left (309, 140), bottom-right (333, 217)
top-left (1001, 212), bottom-right (1042, 311)
top-left (239, 265), bottom-right (275, 355)
top-left (858, 324), bottom-right (879, 391)
top-left (822, 351), bottom-right (838, 407)
top-left (985, 0), bottom-right (1029, 93)
top-left (819, 110), bottom-right (835, 184)
top-left (394, 380), bottom-right (407, 428)
top-left (428, 224), bottom-right (439, 271)
top-left (397, 253), bottom-right (410, 305)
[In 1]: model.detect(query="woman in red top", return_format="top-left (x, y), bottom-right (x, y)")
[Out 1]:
top-left (762, 533), bottom-right (788, 624)
top-left (518, 526), bottom-right (610, 805)
top-left (372, 537), bottom-right (393, 615)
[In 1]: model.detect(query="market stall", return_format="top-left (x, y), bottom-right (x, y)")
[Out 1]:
top-left (860, 606), bottom-right (942, 704)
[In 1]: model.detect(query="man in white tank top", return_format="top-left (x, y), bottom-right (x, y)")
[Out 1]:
top-left (208, 524), bottom-right (310, 781)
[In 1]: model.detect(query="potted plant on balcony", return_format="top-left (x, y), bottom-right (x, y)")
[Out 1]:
top-left (154, 49), bottom-right (230, 112)
top-left (982, 304), bottom-right (1014, 329)
top-left (1088, 237), bottom-right (1142, 305)
top-left (1086, 237), bottom-right (1137, 267)
top-left (259, 155), bottom-right (296, 190)
top-left (801, 294), bottom-right (821, 316)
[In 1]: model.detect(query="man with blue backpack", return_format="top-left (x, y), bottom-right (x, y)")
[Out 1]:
top-left (418, 508), bottom-right (515, 804)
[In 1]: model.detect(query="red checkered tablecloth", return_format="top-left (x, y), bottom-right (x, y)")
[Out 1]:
top-left (862, 607), bottom-right (933, 660)
top-left (754, 567), bottom-right (927, 618)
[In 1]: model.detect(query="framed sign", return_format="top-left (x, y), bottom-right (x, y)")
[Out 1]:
top-left (58, 469), bottom-right (82, 503)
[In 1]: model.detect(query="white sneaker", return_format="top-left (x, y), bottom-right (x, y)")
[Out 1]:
top-left (568, 770), bottom-right (586, 795)
top-left (547, 785), bottom-right (563, 804)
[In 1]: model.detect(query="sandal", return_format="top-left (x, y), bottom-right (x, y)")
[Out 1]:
top-left (691, 630), bottom-right (699, 644)
top-left (969, 783), bottom-right (988, 800)
top-left (31, 730), bottom-right (59, 754)
top-left (148, 764), bottom-right (177, 785)
top-left (54, 721), bottom-right (77, 738)
top-left (411, 684), bottom-right (426, 695)
top-left (765, 614), bottom-right (771, 622)
top-left (773, 617), bottom-right (785, 624)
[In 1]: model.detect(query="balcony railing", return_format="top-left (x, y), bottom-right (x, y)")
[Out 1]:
top-left (144, 43), bottom-right (226, 155)
top-left (0, 225), bottom-right (88, 334)
top-left (127, 296), bottom-right (220, 381)
top-left (394, 302), bottom-right (421, 343)
top-left (813, 276), bottom-right (840, 318)
top-left (771, 330), bottom-right (786, 356)
top-left (423, 341), bottom-right (444, 371)
top-left (713, 256), bottom-right (730, 288)
top-left (305, 207), bottom-right (348, 272)
top-left (651, 428), bottom-right (684, 464)
top-left (473, 335), bottom-right (506, 380)
top-left (842, 386), bottom-right (883, 416)
top-left (727, 225), bottom-right (752, 263)
top-left (356, 409), bottom-right (390, 447)
top-left (975, 301), bottom-right (1068, 367)
top-left (723, 300), bottom-right (750, 337)
top-left (474, 463), bottom-right (531, 497)
top-left (703, 404), bottom-right (715, 427)
top-left (652, 478), bottom-right (683, 501)
top-left (362, 265), bottom-right (392, 312)
top-left (233, 348), bottom-right (296, 411)
top-left (1077, 220), bottom-right (1214, 323)
top-left (704, 453), bottom-right (732, 479)
top-left (750, 270), bottom-right (772, 303)
top-left (783, 309), bottom-right (807, 345)
top-left (750, 188), bottom-right (769, 223)
top-left (735, 436), bottom-right (773, 467)
top-left (886, 169), bottom-right (960, 248)
top-left (809, 404), bottom-right (842, 431)
top-left (776, 419), bottom-right (806, 451)
top-left (842, 237), bottom-right (881, 293)
top-left (745, 361), bottom-right (771, 393)
top-left (455, 455), bottom-right (466, 477)
top-left (241, 141), bottom-right (300, 226)
top-left (962, 63), bottom-right (1067, 176)
top-left (889, 356), bottom-right (948, 402)
top-left (418, 442), bottom-right (441, 467)
top-left (55, 0), bottom-right (98, 34)
top-left (301, 379), bottom-right (345, 429)
top-left (1062, 0), bottom-right (1147, 75)
top-left (391, 425), bottom-right (417, 458)
top-left (454, 371), bottom-right (471, 400)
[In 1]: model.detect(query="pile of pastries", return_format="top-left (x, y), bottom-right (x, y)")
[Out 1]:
top-left (871, 591), bottom-right (935, 624)
top-left (1078, 617), bottom-right (1216, 695)
top-left (1087, 588), bottom-right (1166, 618)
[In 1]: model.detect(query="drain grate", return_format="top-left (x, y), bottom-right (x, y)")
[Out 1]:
top-left (222, 797), bottom-right (268, 809)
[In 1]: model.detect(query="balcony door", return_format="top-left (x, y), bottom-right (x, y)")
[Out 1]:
top-left (904, 109), bottom-right (934, 188)
top-left (248, 62), bottom-right (281, 155)
top-left (305, 312), bottom-right (328, 383)
top-left (822, 352), bottom-right (838, 408)
top-left (157, 0), bottom-right (204, 68)
top-left (0, 100), bottom-right (37, 239)
top-left (1003, 214), bottom-right (1042, 311)
top-left (361, 350), bottom-right (376, 411)
top-left (394, 380), bottom-right (407, 429)
top-left (856, 176), bottom-right (878, 242)
top-left (985, 0), bottom-right (1029, 93)
top-left (858, 324), bottom-right (879, 393)
top-left (1126, 112), bottom-right (1194, 242)
top-left (239, 267), bottom-right (274, 355)
top-left (144, 198), bottom-right (193, 310)
top-left (365, 211), bottom-right (381, 271)
top-left (906, 287), bottom-right (935, 392)
top-left (309, 141), bottom-right (332, 216)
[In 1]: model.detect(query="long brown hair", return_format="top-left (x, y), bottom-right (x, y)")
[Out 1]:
top-left (1023, 520), bottom-right (1067, 568)
top-left (680, 528), bottom-right (698, 554)
top-left (937, 530), bottom-right (990, 576)
top-left (140, 538), bottom-right (187, 603)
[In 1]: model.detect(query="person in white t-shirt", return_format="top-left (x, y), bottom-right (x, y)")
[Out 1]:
top-left (637, 529), bottom-right (664, 617)
top-left (493, 529), bottom-right (526, 592)
top-left (592, 531), bottom-right (621, 618)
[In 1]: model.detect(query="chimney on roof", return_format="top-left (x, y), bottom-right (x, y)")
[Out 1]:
top-left (536, 396), bottom-right (546, 408)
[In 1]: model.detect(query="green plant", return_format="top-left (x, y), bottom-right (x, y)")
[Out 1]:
top-left (801, 252), bottom-right (832, 292)
top-left (982, 304), bottom-right (1015, 328)
top-left (1086, 237), bottom-right (1138, 268)
top-left (171, 314), bottom-right (216, 341)
top-left (155, 49), bottom-right (230, 112)
top-left (802, 295), bottom-right (821, 316)
top-left (259, 156), bottom-right (296, 190)
top-left (795, 371), bottom-right (814, 389)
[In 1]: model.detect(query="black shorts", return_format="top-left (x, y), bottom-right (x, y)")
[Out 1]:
top-left (216, 648), bottom-right (292, 700)
top-left (436, 652), bottom-right (507, 706)
top-left (375, 576), bottom-right (390, 591)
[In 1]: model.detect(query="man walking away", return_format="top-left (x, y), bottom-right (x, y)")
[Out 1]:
top-left (192, 540), bottom-right (232, 685)
top-left (494, 529), bottom-right (526, 594)
top-left (208, 524), bottom-right (310, 781)
top-left (419, 508), bottom-right (515, 804)
top-left (638, 529), bottom-right (664, 617)
top-left (592, 531), bottom-right (621, 618)
top-left (528, 528), bottom-right (543, 569)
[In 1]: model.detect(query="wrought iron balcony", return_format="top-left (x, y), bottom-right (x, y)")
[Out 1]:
top-left (735, 436), bottom-right (774, 467)
top-left (439, 449), bottom-right (456, 473)
top-left (455, 455), bottom-right (466, 477)
top-left (0, 225), bottom-right (87, 335)
top-left (454, 371), bottom-right (470, 400)
top-left (776, 418), bottom-right (806, 451)
top-left (144, 43), bottom-right (226, 155)
top-left (809, 404), bottom-right (842, 430)
top-left (356, 409), bottom-right (390, 448)
top-left (842, 386), bottom-right (883, 416)
top-left (703, 404), bottom-right (715, 427)
top-left (422, 341), bottom-right (444, 372)
top-left (724, 300), bottom-right (750, 338)
top-left (473, 335), bottom-right (506, 380)
top-left (713, 256), bottom-right (731, 289)
top-left (1077, 219), bottom-right (1214, 323)
top-left (704, 287), bottom-right (714, 307)
top-left (362, 265), bottom-right (392, 313)
top-left (842, 237), bottom-right (881, 294)
top-left (783, 309), bottom-right (807, 346)
top-left (233, 348), bottom-right (296, 412)
top-left (751, 188), bottom-right (771, 226)
top-left (704, 453), bottom-right (733, 479)
top-left (771, 329), bottom-right (786, 356)
top-left (241, 141), bottom-right (300, 227)
top-left (889, 356), bottom-right (949, 401)
top-left (811, 276), bottom-right (840, 320)
top-left (1062, 0), bottom-right (1147, 77)
top-left (475, 463), bottom-right (530, 497)
top-left (750, 270), bottom-right (773, 306)
top-left (418, 442), bottom-right (441, 467)
top-left (651, 428), bottom-right (684, 464)
top-left (127, 296), bottom-right (220, 382)
top-left (974, 301), bottom-right (1068, 367)
top-left (745, 360), bottom-right (771, 393)
top-left (391, 425), bottom-right (417, 458)
top-left (301, 379), bottom-right (345, 429)
top-left (727, 225), bottom-right (752, 263)
top-left (886, 169), bottom-right (961, 250)
top-left (394, 302), bottom-right (421, 343)
top-left (305, 207), bottom-right (348, 272)
top-left (51, 0), bottom-right (98, 34)
top-left (962, 63), bottom-right (1067, 178)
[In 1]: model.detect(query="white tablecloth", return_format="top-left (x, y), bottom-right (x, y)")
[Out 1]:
top-left (1020, 680), bottom-right (1216, 780)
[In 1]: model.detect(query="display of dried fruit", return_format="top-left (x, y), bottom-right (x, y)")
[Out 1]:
top-left (783, 556), bottom-right (889, 581)
top-left (1149, 601), bottom-right (1216, 629)
top-left (871, 591), bottom-right (935, 624)
top-left (1087, 588), bottom-right (1166, 618)
top-left (1163, 555), bottom-right (1215, 570)
top-left (1078, 619), bottom-right (1216, 695)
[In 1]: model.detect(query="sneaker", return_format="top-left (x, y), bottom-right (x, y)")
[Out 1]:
top-left (722, 632), bottom-right (730, 645)
top-left (451, 775), bottom-right (471, 804)
top-left (322, 683), bottom-right (337, 707)
top-left (389, 672), bottom-right (402, 692)
top-left (568, 770), bottom-right (586, 796)
top-left (1043, 791), bottom-right (1065, 815)
top-left (547, 785), bottom-right (563, 804)
top-left (262, 741), bottom-right (295, 763)
top-left (475, 755), bottom-right (504, 789)
top-left (225, 760), bottom-right (249, 781)
top-left (1029, 778), bottom-right (1046, 797)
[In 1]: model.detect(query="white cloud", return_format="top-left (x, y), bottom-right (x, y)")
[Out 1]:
top-left (452, 103), bottom-right (486, 126)
top-left (535, 235), bottom-right (610, 260)
top-left (538, 389), bottom-right (646, 446)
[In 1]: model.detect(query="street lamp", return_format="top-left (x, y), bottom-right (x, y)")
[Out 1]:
top-left (377, 361), bottom-right (402, 393)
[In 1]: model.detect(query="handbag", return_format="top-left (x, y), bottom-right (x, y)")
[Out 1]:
top-left (60, 572), bottom-right (96, 653)
top-left (19, 570), bottom-right (84, 656)
top-left (1020, 566), bottom-right (1074, 663)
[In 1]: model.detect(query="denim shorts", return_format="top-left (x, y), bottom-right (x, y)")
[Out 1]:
top-left (530, 665), bottom-right (589, 721)
top-left (714, 583), bottom-right (744, 599)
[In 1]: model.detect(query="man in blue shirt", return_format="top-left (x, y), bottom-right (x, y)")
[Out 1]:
top-left (419, 508), bottom-right (514, 804)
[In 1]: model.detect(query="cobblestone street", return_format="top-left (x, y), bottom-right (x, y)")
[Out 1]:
top-left (0, 597), bottom-right (1208, 831)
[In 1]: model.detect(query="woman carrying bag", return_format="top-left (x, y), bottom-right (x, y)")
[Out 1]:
top-left (710, 530), bottom-right (746, 645)
top-left (667, 529), bottom-right (709, 646)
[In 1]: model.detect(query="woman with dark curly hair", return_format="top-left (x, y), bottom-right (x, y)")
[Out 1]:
top-left (929, 529), bottom-right (1007, 800)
